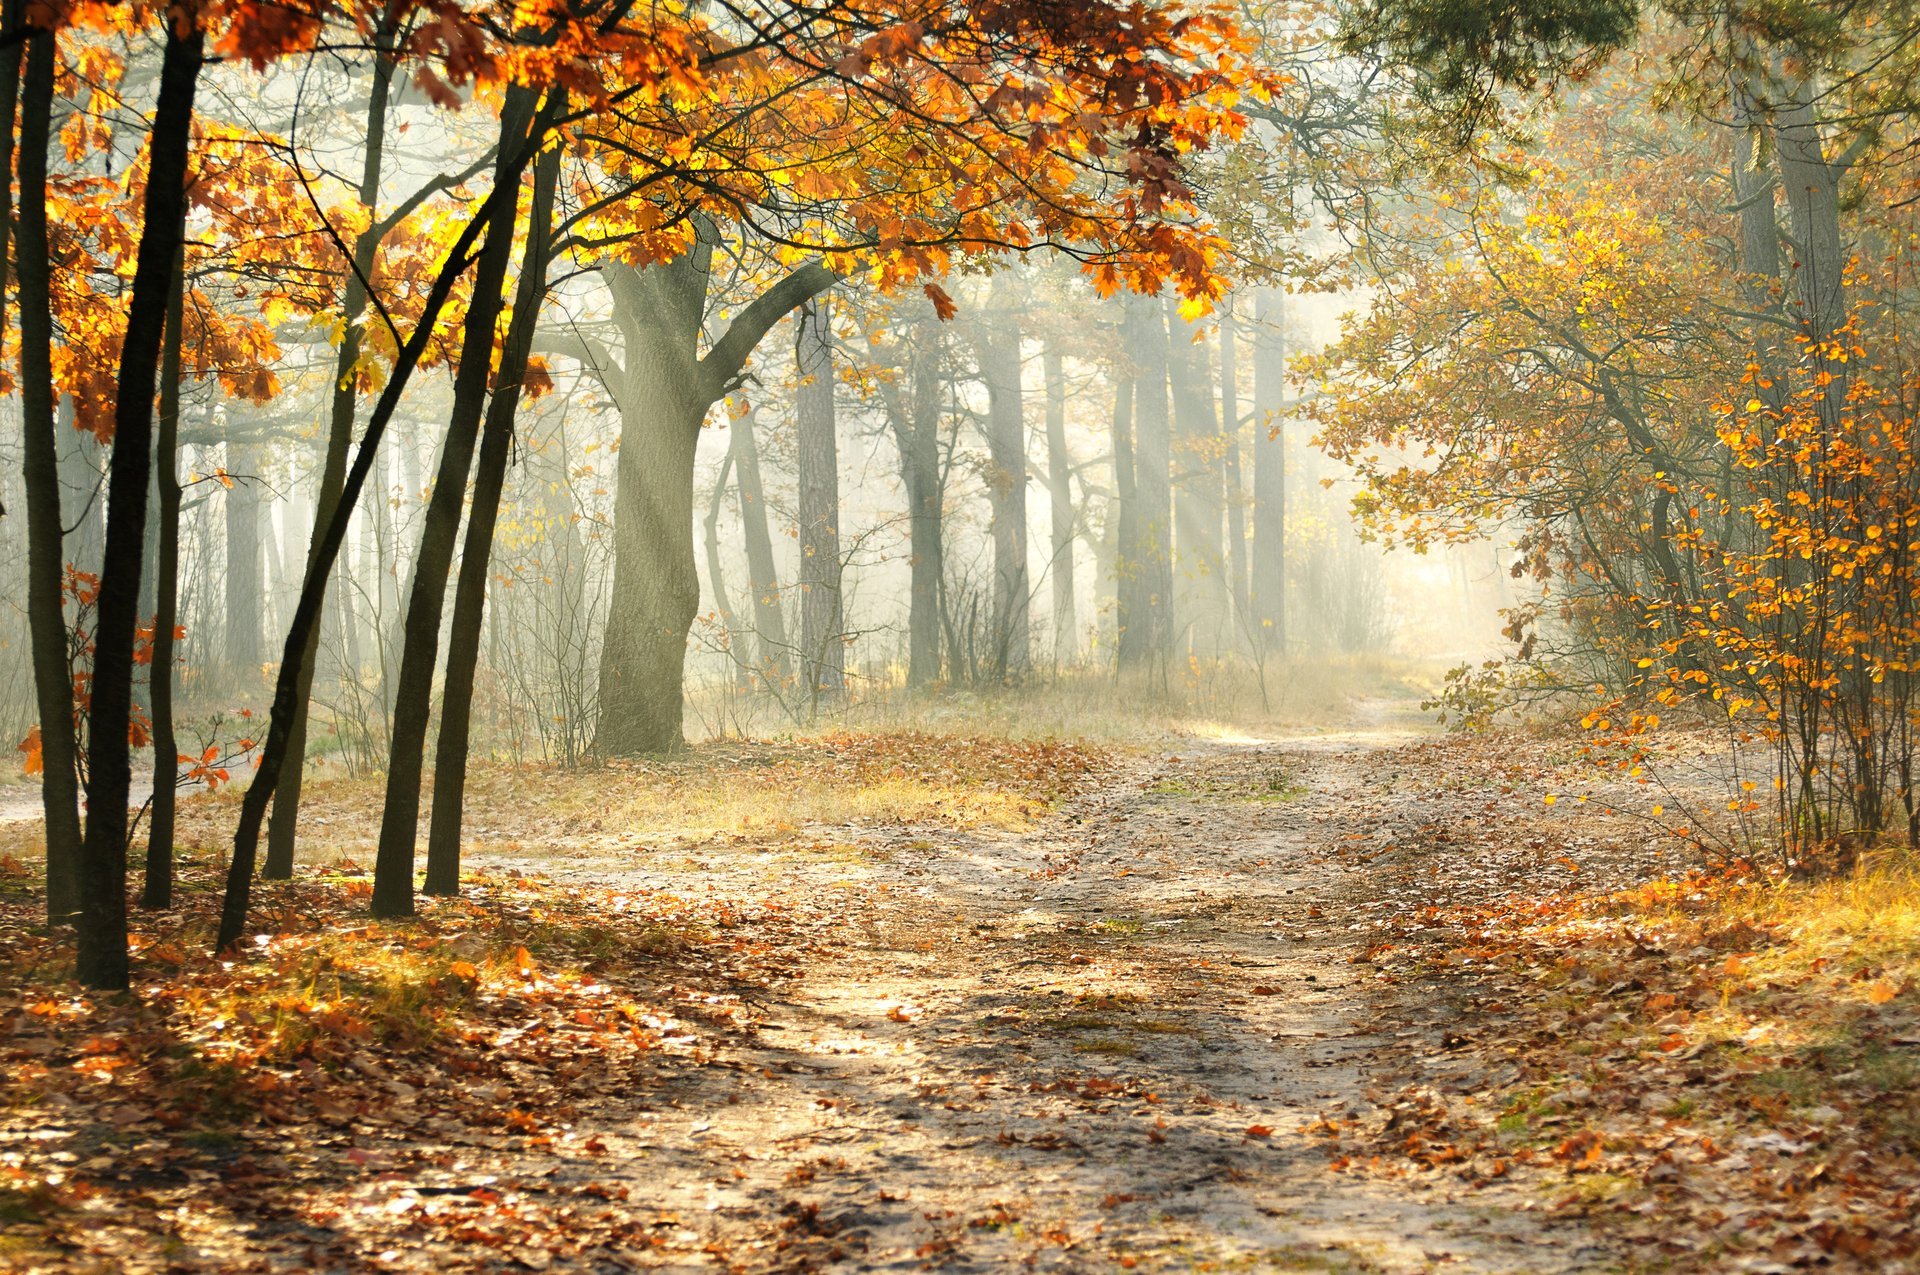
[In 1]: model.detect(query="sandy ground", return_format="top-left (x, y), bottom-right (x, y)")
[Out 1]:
top-left (408, 726), bottom-right (1633, 1273)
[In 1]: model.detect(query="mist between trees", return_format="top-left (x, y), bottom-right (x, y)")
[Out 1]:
top-left (6, 0), bottom-right (1910, 996)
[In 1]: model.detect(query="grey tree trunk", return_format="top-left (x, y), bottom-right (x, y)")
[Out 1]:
top-left (586, 249), bottom-right (834, 754)
top-left (904, 327), bottom-right (945, 687)
top-left (1119, 295), bottom-right (1172, 676)
top-left (975, 294), bottom-right (1030, 681)
top-left (225, 440), bottom-right (263, 673)
top-left (795, 294), bottom-right (845, 704)
top-left (1218, 302), bottom-right (1250, 638)
top-left (1251, 288), bottom-right (1287, 652)
top-left (1167, 298), bottom-right (1226, 655)
top-left (1111, 340), bottom-right (1140, 667)
top-left (1042, 342), bottom-right (1076, 667)
top-left (730, 407), bottom-right (790, 685)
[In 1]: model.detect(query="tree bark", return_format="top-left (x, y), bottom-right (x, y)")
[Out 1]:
top-left (18, 25), bottom-right (82, 923)
top-left (1042, 341), bottom-right (1076, 667)
top-left (423, 127), bottom-right (560, 897)
top-left (265, 34), bottom-right (397, 880)
top-left (904, 326), bottom-right (944, 687)
top-left (1218, 300), bottom-right (1250, 638)
top-left (224, 439), bottom-right (263, 673)
top-left (1251, 287), bottom-right (1287, 652)
top-left (143, 256), bottom-right (185, 910)
top-left (1167, 297), bottom-right (1226, 655)
top-left (588, 254), bottom-right (835, 754)
top-left (1119, 295), bottom-right (1171, 676)
top-left (217, 164), bottom-right (509, 953)
top-left (795, 294), bottom-right (844, 704)
top-left (374, 84), bottom-right (540, 918)
top-left (730, 406), bottom-right (790, 686)
top-left (77, 22), bottom-right (202, 990)
top-left (975, 289), bottom-right (1029, 681)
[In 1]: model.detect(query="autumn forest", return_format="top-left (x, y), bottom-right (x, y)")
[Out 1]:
top-left (1, 0), bottom-right (1918, 1270)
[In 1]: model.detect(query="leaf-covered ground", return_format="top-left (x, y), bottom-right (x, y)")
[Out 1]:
top-left (1, 725), bottom-right (1915, 1271)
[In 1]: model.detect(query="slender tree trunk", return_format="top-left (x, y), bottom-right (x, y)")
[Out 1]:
top-left (1042, 342), bottom-right (1076, 667)
top-left (373, 85), bottom-right (539, 918)
top-left (1219, 301), bottom-right (1250, 637)
top-left (77, 23), bottom-right (202, 989)
top-left (904, 330), bottom-right (944, 687)
top-left (144, 256), bottom-right (184, 910)
top-left (1167, 297), bottom-right (1226, 654)
top-left (266, 42), bottom-right (396, 879)
top-left (1119, 295), bottom-right (1172, 675)
top-left (224, 439), bottom-right (263, 673)
top-left (1251, 287), bottom-right (1287, 652)
top-left (18, 26), bottom-right (82, 923)
top-left (1111, 334), bottom-right (1140, 668)
top-left (703, 450), bottom-right (750, 688)
top-left (423, 128), bottom-right (559, 897)
top-left (795, 294), bottom-right (844, 704)
top-left (731, 407), bottom-right (790, 685)
top-left (217, 170), bottom-right (507, 953)
top-left (976, 301), bottom-right (1029, 680)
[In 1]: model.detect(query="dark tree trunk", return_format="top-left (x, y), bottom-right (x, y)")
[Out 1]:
top-left (1167, 298), bottom-right (1226, 655)
top-left (423, 128), bottom-right (560, 898)
top-left (975, 298), bottom-right (1029, 680)
top-left (1042, 342), bottom-right (1076, 667)
top-left (18, 26), bottom-right (82, 923)
top-left (266, 41), bottom-right (396, 880)
top-left (216, 165), bottom-right (508, 953)
top-left (373, 85), bottom-right (539, 919)
top-left (77, 23), bottom-right (203, 990)
top-left (1251, 288), bottom-right (1287, 652)
top-left (143, 257), bottom-right (185, 910)
top-left (1119, 295), bottom-right (1171, 676)
top-left (589, 254), bottom-right (834, 754)
top-left (1218, 301), bottom-right (1250, 638)
top-left (795, 294), bottom-right (844, 704)
top-left (730, 407), bottom-right (790, 685)
top-left (225, 439), bottom-right (263, 673)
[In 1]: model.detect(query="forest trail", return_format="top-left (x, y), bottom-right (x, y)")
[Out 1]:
top-left (486, 729), bottom-right (1628, 1274)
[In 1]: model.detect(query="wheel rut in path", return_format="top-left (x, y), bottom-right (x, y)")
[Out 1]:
top-left (557, 735), bottom-right (1625, 1273)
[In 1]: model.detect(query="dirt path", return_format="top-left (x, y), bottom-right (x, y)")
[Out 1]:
top-left (487, 732), bottom-right (1628, 1273)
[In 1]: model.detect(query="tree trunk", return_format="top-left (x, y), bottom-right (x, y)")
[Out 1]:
top-left (225, 439), bottom-right (263, 673)
top-left (703, 450), bottom-right (750, 688)
top-left (1167, 298), bottom-right (1226, 655)
top-left (18, 26), bottom-right (82, 923)
top-left (1042, 342), bottom-right (1076, 667)
top-left (904, 328), bottom-right (944, 687)
top-left (77, 23), bottom-right (202, 990)
top-left (795, 294), bottom-right (844, 705)
top-left (1251, 287), bottom-right (1287, 652)
top-left (423, 127), bottom-right (560, 897)
top-left (1119, 295), bottom-right (1171, 676)
top-left (373, 84), bottom-right (539, 919)
top-left (265, 41), bottom-right (396, 880)
top-left (1218, 301), bottom-right (1250, 639)
top-left (976, 298), bottom-right (1029, 680)
top-left (589, 254), bottom-right (836, 754)
top-left (217, 160), bottom-right (509, 953)
top-left (730, 407), bottom-right (790, 686)
top-left (144, 256), bottom-right (184, 910)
